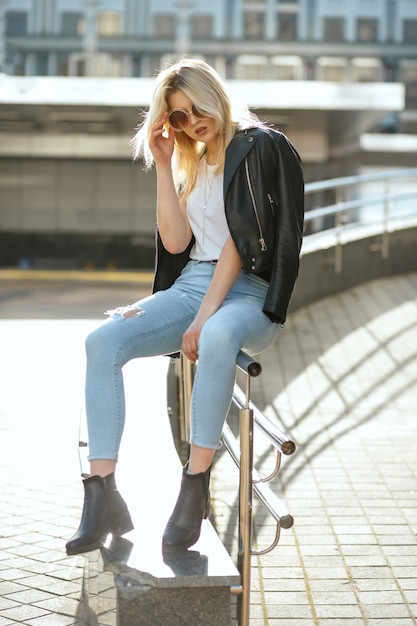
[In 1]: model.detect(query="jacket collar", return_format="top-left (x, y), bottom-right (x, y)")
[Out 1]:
top-left (224, 127), bottom-right (258, 194)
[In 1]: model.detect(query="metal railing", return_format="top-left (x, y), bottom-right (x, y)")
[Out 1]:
top-left (303, 167), bottom-right (417, 273)
top-left (169, 351), bottom-right (295, 626)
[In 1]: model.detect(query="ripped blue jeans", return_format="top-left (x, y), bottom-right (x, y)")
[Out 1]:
top-left (85, 260), bottom-right (281, 460)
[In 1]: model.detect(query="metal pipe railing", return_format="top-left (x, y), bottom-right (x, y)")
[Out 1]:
top-left (302, 167), bottom-right (417, 274)
top-left (175, 351), bottom-right (295, 626)
top-left (232, 385), bottom-right (295, 456)
top-left (304, 168), bottom-right (417, 226)
top-left (304, 167), bottom-right (417, 195)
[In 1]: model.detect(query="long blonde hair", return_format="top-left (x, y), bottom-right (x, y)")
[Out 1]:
top-left (132, 58), bottom-right (257, 199)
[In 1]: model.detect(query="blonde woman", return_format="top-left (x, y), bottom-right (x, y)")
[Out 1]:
top-left (66, 59), bottom-right (304, 556)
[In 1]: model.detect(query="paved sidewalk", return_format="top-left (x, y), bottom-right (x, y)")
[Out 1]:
top-left (0, 272), bottom-right (416, 625)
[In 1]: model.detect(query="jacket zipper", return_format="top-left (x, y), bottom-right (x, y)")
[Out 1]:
top-left (267, 193), bottom-right (276, 215)
top-left (244, 157), bottom-right (267, 252)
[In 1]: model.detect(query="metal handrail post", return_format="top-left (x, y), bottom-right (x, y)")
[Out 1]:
top-left (236, 375), bottom-right (254, 626)
top-left (381, 177), bottom-right (390, 259)
top-left (181, 354), bottom-right (194, 445)
top-left (176, 356), bottom-right (187, 444)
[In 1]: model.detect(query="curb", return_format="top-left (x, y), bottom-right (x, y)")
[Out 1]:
top-left (0, 268), bottom-right (154, 284)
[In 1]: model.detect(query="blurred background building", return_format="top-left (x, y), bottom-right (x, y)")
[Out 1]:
top-left (0, 0), bottom-right (416, 269)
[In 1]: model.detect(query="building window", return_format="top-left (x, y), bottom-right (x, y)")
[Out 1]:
top-left (236, 55), bottom-right (268, 79)
top-left (67, 51), bottom-right (123, 77)
top-left (270, 55), bottom-right (303, 80)
top-left (191, 14), bottom-right (213, 38)
top-left (403, 19), bottom-right (417, 44)
top-left (61, 12), bottom-right (84, 36)
top-left (398, 59), bottom-right (417, 85)
top-left (6, 48), bottom-right (25, 74)
top-left (278, 13), bottom-right (297, 41)
top-left (5, 11), bottom-right (27, 36)
top-left (323, 18), bottom-right (345, 42)
top-left (35, 53), bottom-right (48, 76)
top-left (244, 11), bottom-right (264, 39)
top-left (94, 55), bottom-right (123, 77)
top-left (316, 57), bottom-right (347, 82)
top-left (132, 56), bottom-right (142, 77)
top-left (357, 18), bottom-right (378, 42)
top-left (351, 58), bottom-right (383, 82)
top-left (399, 60), bottom-right (417, 109)
top-left (96, 12), bottom-right (121, 37)
top-left (155, 14), bottom-right (175, 38)
top-left (57, 54), bottom-right (69, 76)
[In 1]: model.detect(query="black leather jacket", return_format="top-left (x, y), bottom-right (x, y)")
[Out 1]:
top-left (153, 126), bottom-right (304, 324)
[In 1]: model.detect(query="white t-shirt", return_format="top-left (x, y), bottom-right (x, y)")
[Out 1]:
top-left (186, 157), bottom-right (230, 261)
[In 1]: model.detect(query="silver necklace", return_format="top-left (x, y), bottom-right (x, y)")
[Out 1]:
top-left (203, 158), bottom-right (214, 210)
top-left (202, 158), bottom-right (215, 244)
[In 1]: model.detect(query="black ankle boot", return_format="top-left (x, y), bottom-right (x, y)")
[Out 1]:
top-left (65, 473), bottom-right (133, 556)
top-left (162, 464), bottom-right (211, 553)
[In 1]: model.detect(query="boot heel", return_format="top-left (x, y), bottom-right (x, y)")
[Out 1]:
top-left (111, 511), bottom-right (134, 537)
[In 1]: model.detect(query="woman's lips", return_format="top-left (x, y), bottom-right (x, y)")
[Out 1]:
top-left (195, 126), bottom-right (207, 136)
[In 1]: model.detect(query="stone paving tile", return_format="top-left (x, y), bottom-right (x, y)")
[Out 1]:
top-left (0, 605), bottom-right (49, 622)
top-left (3, 590), bottom-right (56, 606)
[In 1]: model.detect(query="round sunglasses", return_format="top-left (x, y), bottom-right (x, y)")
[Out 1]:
top-left (168, 104), bottom-right (209, 131)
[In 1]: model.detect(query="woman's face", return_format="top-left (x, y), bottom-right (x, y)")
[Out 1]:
top-left (167, 90), bottom-right (220, 154)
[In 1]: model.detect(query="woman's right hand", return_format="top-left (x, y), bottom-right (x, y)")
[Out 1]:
top-left (149, 113), bottom-right (175, 166)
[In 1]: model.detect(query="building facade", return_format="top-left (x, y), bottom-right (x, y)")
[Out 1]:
top-left (2, 2), bottom-right (417, 81)
top-left (0, 0), bottom-right (415, 269)
top-left (2, 0), bottom-right (417, 126)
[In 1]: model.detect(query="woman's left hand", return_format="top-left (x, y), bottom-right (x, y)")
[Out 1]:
top-left (182, 318), bottom-right (205, 363)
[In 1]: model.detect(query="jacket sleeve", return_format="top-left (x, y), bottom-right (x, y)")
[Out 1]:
top-left (152, 230), bottom-right (194, 294)
top-left (263, 133), bottom-right (304, 323)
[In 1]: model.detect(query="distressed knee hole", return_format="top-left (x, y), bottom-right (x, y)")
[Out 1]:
top-left (105, 305), bottom-right (145, 319)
